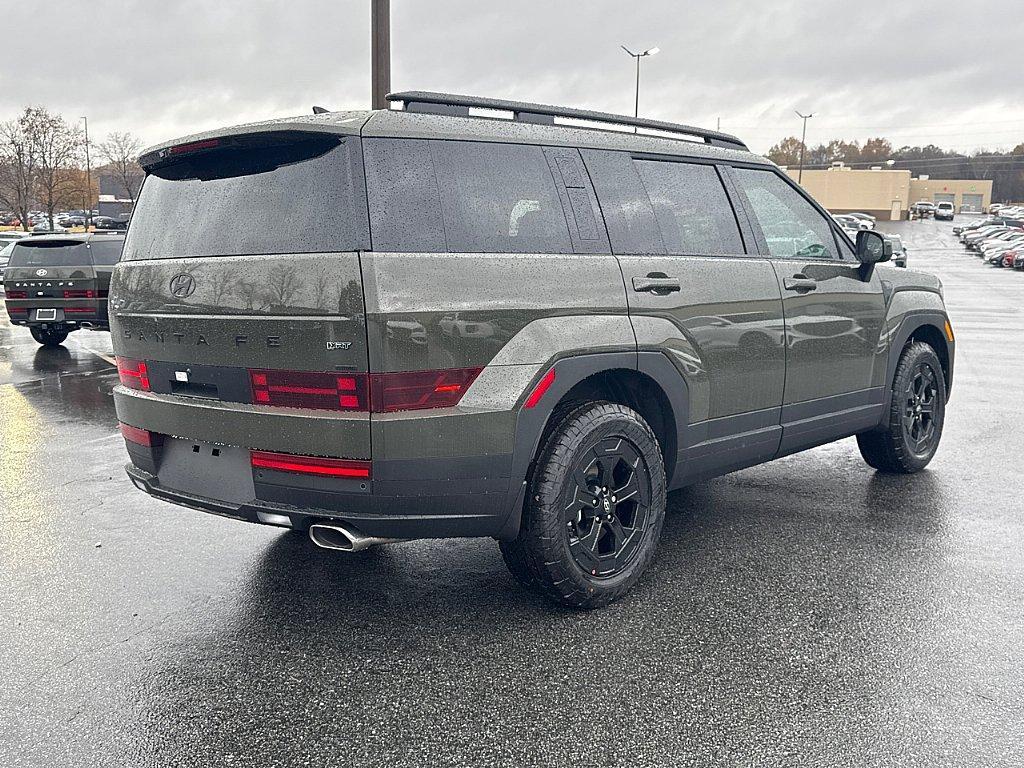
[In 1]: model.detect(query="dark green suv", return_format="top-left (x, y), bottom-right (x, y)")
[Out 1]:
top-left (110, 93), bottom-right (954, 607)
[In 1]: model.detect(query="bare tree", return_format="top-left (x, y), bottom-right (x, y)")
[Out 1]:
top-left (97, 131), bottom-right (143, 205)
top-left (0, 110), bottom-right (39, 231)
top-left (27, 107), bottom-right (82, 230)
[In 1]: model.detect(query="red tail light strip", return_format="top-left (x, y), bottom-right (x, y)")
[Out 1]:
top-left (251, 450), bottom-right (371, 479)
top-left (5, 291), bottom-right (28, 299)
top-left (64, 289), bottom-right (95, 299)
top-left (65, 307), bottom-right (95, 314)
top-left (119, 422), bottom-right (161, 447)
top-left (116, 356), bottom-right (150, 391)
top-left (247, 368), bottom-right (482, 413)
top-left (370, 368), bottom-right (483, 413)
top-left (250, 369), bottom-right (367, 411)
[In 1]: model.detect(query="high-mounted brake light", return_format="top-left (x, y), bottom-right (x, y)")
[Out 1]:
top-left (523, 368), bottom-right (556, 409)
top-left (250, 369), bottom-right (368, 411)
top-left (370, 368), bottom-right (483, 413)
top-left (116, 356), bottom-right (150, 391)
top-left (251, 450), bottom-right (371, 479)
top-left (119, 422), bottom-right (161, 447)
top-left (168, 138), bottom-right (220, 155)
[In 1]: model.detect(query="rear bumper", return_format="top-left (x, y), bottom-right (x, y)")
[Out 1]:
top-left (125, 463), bottom-right (508, 539)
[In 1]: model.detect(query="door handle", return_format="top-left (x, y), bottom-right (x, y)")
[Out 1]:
top-left (783, 275), bottom-right (817, 292)
top-left (632, 276), bottom-right (681, 293)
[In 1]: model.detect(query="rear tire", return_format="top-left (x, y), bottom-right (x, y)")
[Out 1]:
top-left (500, 401), bottom-right (667, 608)
top-left (30, 327), bottom-right (69, 347)
top-left (857, 341), bottom-right (946, 473)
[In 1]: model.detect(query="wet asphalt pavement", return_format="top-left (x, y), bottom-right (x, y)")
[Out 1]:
top-left (2, 217), bottom-right (1022, 767)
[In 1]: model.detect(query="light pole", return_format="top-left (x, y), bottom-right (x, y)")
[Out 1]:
top-left (621, 45), bottom-right (659, 127)
top-left (795, 110), bottom-right (814, 184)
top-left (371, 0), bottom-right (390, 110)
top-left (81, 116), bottom-right (91, 229)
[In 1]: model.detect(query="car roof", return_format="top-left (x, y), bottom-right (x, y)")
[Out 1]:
top-left (140, 98), bottom-right (769, 170)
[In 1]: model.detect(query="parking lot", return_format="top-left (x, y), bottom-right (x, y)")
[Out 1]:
top-left (1, 217), bottom-right (1021, 766)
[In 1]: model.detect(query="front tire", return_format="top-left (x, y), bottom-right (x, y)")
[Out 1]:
top-left (500, 401), bottom-right (667, 608)
top-left (857, 341), bottom-right (946, 473)
top-left (30, 327), bottom-right (70, 347)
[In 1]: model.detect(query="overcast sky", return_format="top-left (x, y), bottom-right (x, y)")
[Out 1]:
top-left (2, 0), bottom-right (1022, 156)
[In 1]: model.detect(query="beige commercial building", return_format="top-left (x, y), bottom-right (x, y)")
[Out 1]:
top-left (782, 164), bottom-right (992, 220)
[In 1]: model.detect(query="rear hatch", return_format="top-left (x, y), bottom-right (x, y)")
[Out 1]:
top-left (110, 131), bottom-right (372, 458)
top-left (3, 238), bottom-right (104, 324)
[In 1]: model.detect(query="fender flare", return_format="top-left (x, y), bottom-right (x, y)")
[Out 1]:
top-left (495, 350), bottom-right (689, 540)
top-left (882, 311), bottom-right (954, 413)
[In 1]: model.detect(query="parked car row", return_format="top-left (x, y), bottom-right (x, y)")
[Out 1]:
top-left (955, 216), bottom-right (1024, 269)
top-left (987, 203), bottom-right (1024, 219)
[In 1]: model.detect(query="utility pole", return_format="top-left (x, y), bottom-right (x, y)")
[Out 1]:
top-left (620, 45), bottom-right (659, 129)
top-left (81, 116), bottom-right (91, 229)
top-left (371, 0), bottom-right (391, 110)
top-left (795, 110), bottom-right (814, 184)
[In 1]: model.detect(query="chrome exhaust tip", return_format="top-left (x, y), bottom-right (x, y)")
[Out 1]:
top-left (308, 522), bottom-right (406, 553)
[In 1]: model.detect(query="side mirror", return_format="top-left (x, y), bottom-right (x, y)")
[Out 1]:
top-left (855, 230), bottom-right (893, 265)
top-left (855, 230), bottom-right (892, 280)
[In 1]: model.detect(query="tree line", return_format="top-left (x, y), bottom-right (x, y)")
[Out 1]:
top-left (768, 136), bottom-right (1024, 202)
top-left (0, 107), bottom-right (144, 230)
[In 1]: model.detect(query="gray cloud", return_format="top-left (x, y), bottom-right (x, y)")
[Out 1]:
top-left (1, 0), bottom-right (1020, 154)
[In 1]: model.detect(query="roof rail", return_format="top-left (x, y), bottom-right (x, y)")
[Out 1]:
top-left (386, 91), bottom-right (748, 151)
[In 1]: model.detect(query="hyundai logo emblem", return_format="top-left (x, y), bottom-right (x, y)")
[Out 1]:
top-left (35, 269), bottom-right (47, 276)
top-left (169, 273), bottom-right (196, 298)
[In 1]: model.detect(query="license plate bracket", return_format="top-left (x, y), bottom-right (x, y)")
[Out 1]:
top-left (35, 308), bottom-right (57, 321)
top-left (157, 439), bottom-right (256, 505)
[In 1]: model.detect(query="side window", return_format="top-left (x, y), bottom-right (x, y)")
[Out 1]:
top-left (87, 240), bottom-right (123, 265)
top-left (633, 160), bottom-right (744, 255)
top-left (431, 141), bottom-right (572, 254)
top-left (580, 149), bottom-right (665, 255)
top-left (364, 138), bottom-right (446, 253)
top-left (734, 168), bottom-right (841, 260)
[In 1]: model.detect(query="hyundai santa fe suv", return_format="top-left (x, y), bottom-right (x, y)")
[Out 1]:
top-left (3, 232), bottom-right (125, 345)
top-left (110, 92), bottom-right (955, 607)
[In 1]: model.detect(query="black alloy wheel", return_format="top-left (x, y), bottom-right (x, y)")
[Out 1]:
top-left (902, 361), bottom-right (940, 456)
top-left (565, 437), bottom-right (651, 578)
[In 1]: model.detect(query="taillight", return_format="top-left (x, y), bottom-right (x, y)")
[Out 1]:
top-left (116, 356), bottom-right (150, 391)
top-left (246, 367), bottom-right (482, 412)
top-left (65, 307), bottom-right (95, 314)
top-left (64, 289), bottom-right (95, 299)
top-left (251, 450), bottom-right (371, 479)
top-left (120, 422), bottom-right (161, 447)
top-left (369, 368), bottom-right (483, 413)
top-left (5, 290), bottom-right (27, 299)
top-left (250, 369), bottom-right (368, 411)
top-left (7, 307), bottom-right (27, 315)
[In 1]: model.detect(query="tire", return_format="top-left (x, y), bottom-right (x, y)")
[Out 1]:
top-left (30, 327), bottom-right (69, 347)
top-left (500, 401), bottom-right (667, 608)
top-left (857, 341), bottom-right (946, 473)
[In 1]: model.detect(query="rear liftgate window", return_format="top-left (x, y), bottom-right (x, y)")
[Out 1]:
top-left (124, 135), bottom-right (370, 260)
top-left (8, 241), bottom-right (92, 267)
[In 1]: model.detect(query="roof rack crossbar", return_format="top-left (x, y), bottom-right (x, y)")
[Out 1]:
top-left (387, 91), bottom-right (747, 150)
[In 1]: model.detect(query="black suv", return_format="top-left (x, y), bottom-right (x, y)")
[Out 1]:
top-left (3, 232), bottom-right (125, 345)
top-left (109, 93), bottom-right (954, 607)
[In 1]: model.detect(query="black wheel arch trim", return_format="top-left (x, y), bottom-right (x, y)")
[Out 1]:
top-left (496, 350), bottom-right (689, 540)
top-left (884, 311), bottom-right (954, 413)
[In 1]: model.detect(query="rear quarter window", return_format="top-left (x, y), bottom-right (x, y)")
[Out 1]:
top-left (123, 136), bottom-right (370, 260)
top-left (430, 140), bottom-right (572, 254)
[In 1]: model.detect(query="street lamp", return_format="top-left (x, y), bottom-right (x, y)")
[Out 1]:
top-left (621, 45), bottom-right (659, 125)
top-left (80, 116), bottom-right (91, 229)
top-left (795, 110), bottom-right (814, 184)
